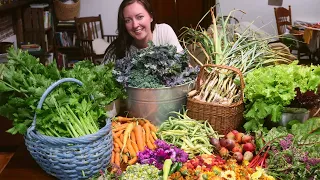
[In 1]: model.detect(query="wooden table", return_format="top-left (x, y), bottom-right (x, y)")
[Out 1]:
top-left (0, 144), bottom-right (55, 180)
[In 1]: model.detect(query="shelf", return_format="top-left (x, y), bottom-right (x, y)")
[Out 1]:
top-left (57, 46), bottom-right (80, 49)
top-left (0, 0), bottom-right (36, 12)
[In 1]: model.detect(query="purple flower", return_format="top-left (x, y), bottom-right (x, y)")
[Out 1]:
top-left (155, 140), bottom-right (171, 150)
top-left (308, 158), bottom-right (320, 166)
top-left (173, 147), bottom-right (188, 163)
top-left (280, 134), bottom-right (293, 150)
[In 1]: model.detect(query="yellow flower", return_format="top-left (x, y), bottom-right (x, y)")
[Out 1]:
top-left (212, 166), bottom-right (222, 176)
top-left (221, 170), bottom-right (236, 180)
top-left (250, 167), bottom-right (264, 180)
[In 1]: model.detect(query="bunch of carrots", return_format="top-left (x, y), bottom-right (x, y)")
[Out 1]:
top-left (111, 116), bottom-right (158, 168)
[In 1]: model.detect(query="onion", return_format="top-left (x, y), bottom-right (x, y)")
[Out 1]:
top-left (243, 151), bottom-right (254, 161)
top-left (243, 143), bottom-right (255, 152)
top-left (225, 139), bottom-right (235, 151)
top-left (233, 152), bottom-right (243, 163)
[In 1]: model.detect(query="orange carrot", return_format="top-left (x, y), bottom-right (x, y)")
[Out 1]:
top-left (147, 121), bottom-right (157, 132)
top-left (122, 154), bottom-right (129, 163)
top-left (138, 119), bottom-right (146, 126)
top-left (142, 129), bottom-right (146, 148)
top-left (113, 129), bottom-right (124, 139)
top-left (120, 134), bottom-right (124, 142)
top-left (143, 123), bottom-right (151, 142)
top-left (128, 157), bottom-right (138, 165)
top-left (112, 123), bottom-right (129, 132)
top-left (114, 147), bottom-right (120, 152)
top-left (111, 150), bottom-right (115, 164)
top-left (121, 122), bottom-right (135, 153)
top-left (114, 138), bottom-right (123, 149)
top-left (149, 133), bottom-right (155, 144)
top-left (134, 125), bottom-right (144, 151)
top-left (127, 140), bottom-right (136, 157)
top-left (130, 131), bottom-right (136, 143)
top-left (146, 140), bottom-right (154, 150)
top-left (131, 140), bottom-right (139, 154)
top-left (115, 116), bottom-right (134, 122)
top-left (114, 152), bottom-right (120, 167)
top-left (151, 131), bottom-right (158, 140)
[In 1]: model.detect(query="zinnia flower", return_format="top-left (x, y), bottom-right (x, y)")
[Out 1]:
top-left (221, 170), bottom-right (236, 180)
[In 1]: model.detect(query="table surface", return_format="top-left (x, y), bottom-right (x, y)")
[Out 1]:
top-left (0, 144), bottom-right (55, 180)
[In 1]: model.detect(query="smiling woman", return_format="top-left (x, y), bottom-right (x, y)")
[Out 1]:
top-left (103, 0), bottom-right (183, 62)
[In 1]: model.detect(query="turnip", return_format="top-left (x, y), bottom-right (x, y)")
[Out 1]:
top-left (210, 137), bottom-right (221, 150)
top-left (233, 152), bottom-right (243, 163)
top-left (243, 151), bottom-right (254, 161)
top-left (243, 143), bottom-right (255, 152)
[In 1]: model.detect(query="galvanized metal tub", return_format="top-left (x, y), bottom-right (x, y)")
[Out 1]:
top-left (126, 82), bottom-right (194, 126)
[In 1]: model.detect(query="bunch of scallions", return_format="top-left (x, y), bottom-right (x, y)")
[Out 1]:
top-left (182, 7), bottom-right (293, 105)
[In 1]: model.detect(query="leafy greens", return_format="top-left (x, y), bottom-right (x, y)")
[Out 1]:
top-left (113, 42), bottom-right (199, 88)
top-left (0, 48), bottom-right (125, 137)
top-left (244, 61), bottom-right (320, 131)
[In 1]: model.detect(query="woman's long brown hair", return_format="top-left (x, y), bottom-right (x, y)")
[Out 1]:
top-left (104, 0), bottom-right (156, 61)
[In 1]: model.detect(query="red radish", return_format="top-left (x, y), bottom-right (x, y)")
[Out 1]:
top-left (232, 130), bottom-right (239, 135)
top-left (219, 147), bottom-right (229, 157)
top-left (243, 151), bottom-right (254, 161)
top-left (233, 152), bottom-right (243, 163)
top-left (226, 132), bottom-right (235, 140)
top-left (232, 143), bottom-right (243, 153)
top-left (225, 139), bottom-right (235, 151)
top-left (242, 134), bottom-right (252, 143)
top-left (243, 143), bottom-right (255, 152)
top-left (235, 132), bottom-right (244, 143)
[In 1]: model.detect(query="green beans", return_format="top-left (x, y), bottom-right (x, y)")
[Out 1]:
top-left (157, 111), bottom-right (219, 158)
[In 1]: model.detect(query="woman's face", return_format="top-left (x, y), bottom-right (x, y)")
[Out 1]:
top-left (123, 2), bottom-right (153, 46)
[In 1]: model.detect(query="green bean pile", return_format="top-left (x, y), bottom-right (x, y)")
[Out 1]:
top-left (157, 111), bottom-right (220, 158)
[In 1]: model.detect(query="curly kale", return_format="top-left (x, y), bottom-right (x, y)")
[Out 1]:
top-left (113, 42), bottom-right (199, 88)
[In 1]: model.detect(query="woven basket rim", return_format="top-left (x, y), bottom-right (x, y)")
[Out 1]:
top-left (25, 119), bottom-right (111, 145)
top-left (187, 96), bottom-right (243, 108)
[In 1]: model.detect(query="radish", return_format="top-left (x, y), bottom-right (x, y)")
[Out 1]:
top-left (243, 151), bottom-right (254, 161)
top-left (242, 134), bottom-right (252, 144)
top-left (233, 152), bottom-right (243, 163)
top-left (235, 132), bottom-right (244, 143)
top-left (219, 147), bottom-right (229, 157)
top-left (226, 132), bottom-right (235, 140)
top-left (243, 142), bottom-right (255, 152)
top-left (232, 130), bottom-right (239, 135)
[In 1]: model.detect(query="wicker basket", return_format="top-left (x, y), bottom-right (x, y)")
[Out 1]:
top-left (25, 78), bottom-right (113, 180)
top-left (54, 0), bottom-right (80, 21)
top-left (186, 64), bottom-right (245, 135)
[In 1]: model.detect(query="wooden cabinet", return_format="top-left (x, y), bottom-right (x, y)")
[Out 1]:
top-left (150, 0), bottom-right (216, 34)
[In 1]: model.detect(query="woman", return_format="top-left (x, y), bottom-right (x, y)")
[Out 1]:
top-left (104, 0), bottom-right (183, 62)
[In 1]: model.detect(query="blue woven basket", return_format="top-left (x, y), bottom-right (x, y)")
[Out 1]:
top-left (24, 78), bottom-right (113, 180)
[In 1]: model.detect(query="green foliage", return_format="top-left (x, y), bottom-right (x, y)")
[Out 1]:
top-left (244, 62), bottom-right (320, 131)
top-left (113, 42), bottom-right (199, 88)
top-left (0, 48), bottom-right (125, 136)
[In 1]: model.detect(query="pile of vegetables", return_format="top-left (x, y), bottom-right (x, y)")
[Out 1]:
top-left (210, 130), bottom-right (256, 164)
top-left (157, 111), bottom-right (220, 158)
top-left (111, 116), bottom-right (158, 167)
top-left (244, 62), bottom-right (320, 132)
top-left (113, 42), bottom-right (199, 88)
top-left (254, 117), bottom-right (320, 179)
top-left (0, 48), bottom-right (125, 137)
top-left (181, 8), bottom-right (292, 74)
top-left (189, 67), bottom-right (242, 105)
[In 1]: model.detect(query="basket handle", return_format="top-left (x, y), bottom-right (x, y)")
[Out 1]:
top-left (29, 78), bottom-right (83, 132)
top-left (196, 64), bottom-right (245, 100)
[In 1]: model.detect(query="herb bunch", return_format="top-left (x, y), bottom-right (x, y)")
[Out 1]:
top-left (0, 48), bottom-right (125, 136)
top-left (113, 42), bottom-right (199, 88)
